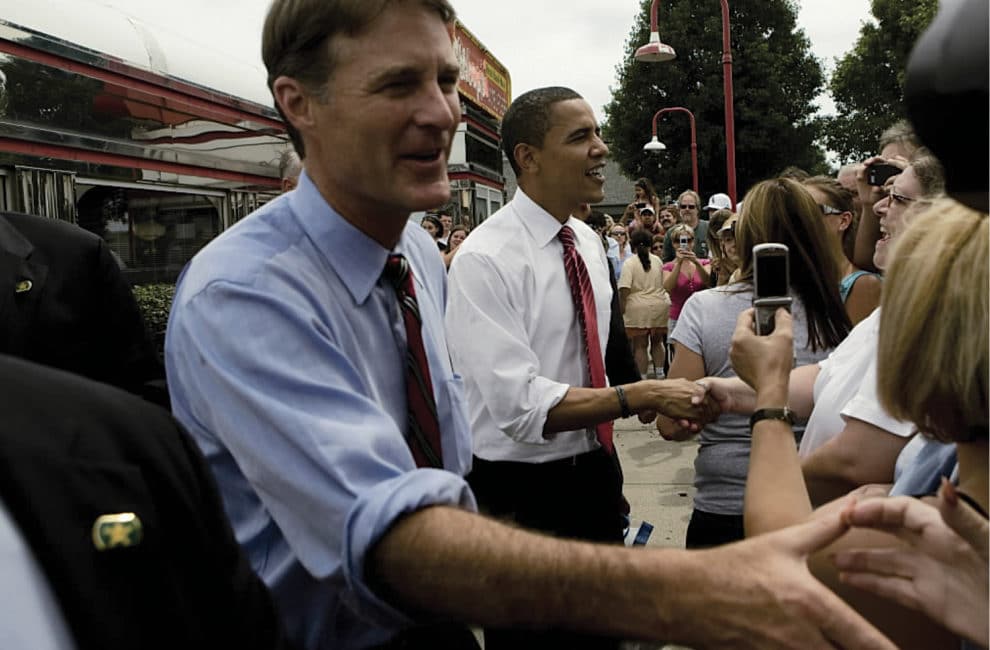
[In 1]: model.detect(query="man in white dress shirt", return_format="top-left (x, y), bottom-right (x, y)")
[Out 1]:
top-left (446, 87), bottom-right (715, 649)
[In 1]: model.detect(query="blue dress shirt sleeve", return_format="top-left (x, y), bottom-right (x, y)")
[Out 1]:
top-left (167, 276), bottom-right (476, 629)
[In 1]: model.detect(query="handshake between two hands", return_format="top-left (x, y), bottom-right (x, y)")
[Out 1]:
top-left (656, 307), bottom-right (795, 440)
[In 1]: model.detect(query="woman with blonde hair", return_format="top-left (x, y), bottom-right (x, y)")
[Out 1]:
top-left (661, 223), bottom-right (710, 334)
top-left (608, 222), bottom-right (634, 279)
top-left (618, 230), bottom-right (671, 379)
top-left (660, 177), bottom-right (851, 547)
top-left (736, 201), bottom-right (988, 649)
top-left (803, 176), bottom-right (882, 324)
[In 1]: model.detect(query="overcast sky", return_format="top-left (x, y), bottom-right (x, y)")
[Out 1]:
top-left (92, 0), bottom-right (874, 120)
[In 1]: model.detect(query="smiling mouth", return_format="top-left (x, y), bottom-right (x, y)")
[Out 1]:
top-left (586, 166), bottom-right (605, 181)
top-left (403, 149), bottom-right (443, 163)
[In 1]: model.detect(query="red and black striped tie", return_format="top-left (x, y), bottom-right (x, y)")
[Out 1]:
top-left (558, 226), bottom-right (614, 454)
top-left (382, 254), bottom-right (444, 468)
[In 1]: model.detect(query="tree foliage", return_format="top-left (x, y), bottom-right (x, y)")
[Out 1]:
top-left (824, 0), bottom-right (938, 163)
top-left (604, 0), bottom-right (826, 200)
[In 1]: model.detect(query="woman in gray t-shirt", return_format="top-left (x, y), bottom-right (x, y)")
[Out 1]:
top-left (659, 177), bottom-right (852, 548)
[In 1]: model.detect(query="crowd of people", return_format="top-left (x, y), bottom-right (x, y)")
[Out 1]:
top-left (0, 0), bottom-right (985, 649)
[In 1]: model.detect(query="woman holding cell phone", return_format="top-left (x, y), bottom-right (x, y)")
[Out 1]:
top-left (658, 178), bottom-right (851, 549)
top-left (662, 223), bottom-right (711, 334)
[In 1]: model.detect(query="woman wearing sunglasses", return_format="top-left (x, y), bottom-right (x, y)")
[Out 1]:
top-left (802, 176), bottom-right (882, 325)
top-left (609, 225), bottom-right (634, 279)
top-left (661, 223), bottom-right (710, 336)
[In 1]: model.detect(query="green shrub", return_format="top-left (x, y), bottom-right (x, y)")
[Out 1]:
top-left (132, 283), bottom-right (175, 358)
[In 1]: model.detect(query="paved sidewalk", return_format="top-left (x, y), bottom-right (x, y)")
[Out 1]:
top-left (614, 415), bottom-right (697, 549)
top-left (472, 417), bottom-right (698, 650)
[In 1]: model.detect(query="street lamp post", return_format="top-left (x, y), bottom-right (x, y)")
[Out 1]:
top-left (634, 0), bottom-right (737, 207)
top-left (643, 107), bottom-right (698, 194)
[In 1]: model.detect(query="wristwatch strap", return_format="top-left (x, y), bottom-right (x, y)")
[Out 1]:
top-left (749, 407), bottom-right (795, 429)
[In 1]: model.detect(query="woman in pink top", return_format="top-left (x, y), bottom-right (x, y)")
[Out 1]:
top-left (662, 223), bottom-right (710, 335)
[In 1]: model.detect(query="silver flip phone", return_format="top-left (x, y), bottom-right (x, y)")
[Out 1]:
top-left (752, 243), bottom-right (792, 335)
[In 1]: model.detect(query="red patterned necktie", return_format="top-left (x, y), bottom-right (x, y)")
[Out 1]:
top-left (382, 254), bottom-right (444, 468)
top-left (557, 225), bottom-right (614, 454)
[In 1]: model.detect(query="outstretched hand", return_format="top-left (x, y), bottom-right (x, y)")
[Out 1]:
top-left (677, 514), bottom-right (897, 649)
top-left (659, 376), bottom-right (737, 439)
top-left (835, 480), bottom-right (989, 646)
top-left (649, 377), bottom-right (720, 424)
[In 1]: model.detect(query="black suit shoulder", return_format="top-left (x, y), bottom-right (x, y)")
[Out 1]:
top-left (1, 209), bottom-right (106, 254)
top-left (0, 211), bottom-right (168, 407)
top-left (0, 355), bottom-right (287, 649)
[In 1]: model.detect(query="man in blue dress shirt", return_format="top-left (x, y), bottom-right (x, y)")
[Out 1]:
top-left (164, 1), bottom-right (898, 649)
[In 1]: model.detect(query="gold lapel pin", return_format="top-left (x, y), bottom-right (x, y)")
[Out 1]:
top-left (92, 512), bottom-right (143, 551)
top-left (14, 280), bottom-right (32, 294)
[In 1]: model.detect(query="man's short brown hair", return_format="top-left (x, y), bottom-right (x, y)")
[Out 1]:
top-left (262, 0), bottom-right (456, 156)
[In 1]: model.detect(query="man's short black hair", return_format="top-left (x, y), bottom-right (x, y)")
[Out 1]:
top-left (585, 211), bottom-right (607, 230)
top-left (501, 86), bottom-right (582, 176)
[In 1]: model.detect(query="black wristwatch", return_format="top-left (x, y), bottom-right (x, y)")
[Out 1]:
top-left (749, 407), bottom-right (796, 430)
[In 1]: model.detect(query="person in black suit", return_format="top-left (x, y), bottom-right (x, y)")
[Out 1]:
top-left (0, 353), bottom-right (286, 649)
top-left (0, 211), bottom-right (167, 406)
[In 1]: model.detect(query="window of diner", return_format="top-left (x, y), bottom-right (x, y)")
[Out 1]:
top-left (472, 194), bottom-right (489, 223)
top-left (75, 185), bottom-right (221, 284)
top-left (464, 129), bottom-right (502, 175)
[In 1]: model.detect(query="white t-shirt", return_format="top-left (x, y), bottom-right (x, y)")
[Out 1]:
top-left (798, 309), bottom-right (915, 457)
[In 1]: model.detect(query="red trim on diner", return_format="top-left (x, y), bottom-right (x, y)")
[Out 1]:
top-left (0, 137), bottom-right (279, 188)
top-left (134, 130), bottom-right (276, 146)
top-left (0, 39), bottom-right (284, 130)
top-left (448, 171), bottom-right (504, 189)
top-left (462, 115), bottom-right (499, 141)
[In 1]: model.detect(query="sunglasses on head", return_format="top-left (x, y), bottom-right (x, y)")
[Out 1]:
top-left (819, 204), bottom-right (844, 216)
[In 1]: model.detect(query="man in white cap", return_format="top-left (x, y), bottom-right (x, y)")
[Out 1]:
top-left (703, 192), bottom-right (733, 213)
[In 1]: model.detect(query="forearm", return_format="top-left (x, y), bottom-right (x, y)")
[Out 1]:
top-left (367, 505), bottom-right (691, 640)
top-left (711, 364), bottom-right (817, 419)
top-left (546, 379), bottom-right (707, 434)
top-left (802, 461), bottom-right (865, 508)
top-left (801, 424), bottom-right (908, 507)
top-left (694, 262), bottom-right (710, 284)
top-left (544, 386), bottom-right (623, 433)
top-left (744, 387), bottom-right (813, 537)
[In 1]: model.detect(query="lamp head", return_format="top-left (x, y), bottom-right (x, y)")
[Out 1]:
top-left (634, 32), bottom-right (676, 63)
top-left (643, 136), bottom-right (667, 152)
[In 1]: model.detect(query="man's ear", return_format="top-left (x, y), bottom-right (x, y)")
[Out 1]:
top-left (514, 143), bottom-right (539, 176)
top-left (273, 76), bottom-right (316, 133)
